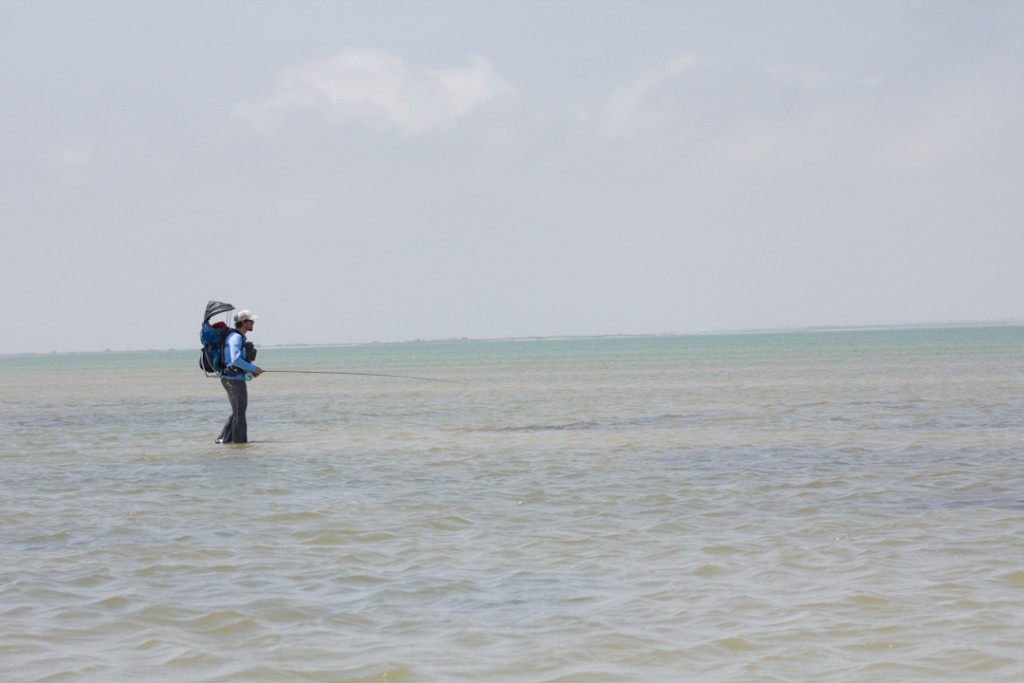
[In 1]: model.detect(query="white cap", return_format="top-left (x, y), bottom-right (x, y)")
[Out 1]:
top-left (234, 310), bottom-right (259, 324)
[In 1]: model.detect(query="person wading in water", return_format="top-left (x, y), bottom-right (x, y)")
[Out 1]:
top-left (216, 310), bottom-right (263, 443)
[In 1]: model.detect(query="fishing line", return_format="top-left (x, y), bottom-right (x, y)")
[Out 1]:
top-left (262, 370), bottom-right (457, 383)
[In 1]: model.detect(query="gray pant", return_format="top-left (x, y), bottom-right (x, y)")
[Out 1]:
top-left (217, 377), bottom-right (248, 443)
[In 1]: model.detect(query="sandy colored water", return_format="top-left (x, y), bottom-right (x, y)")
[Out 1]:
top-left (2, 327), bottom-right (1023, 680)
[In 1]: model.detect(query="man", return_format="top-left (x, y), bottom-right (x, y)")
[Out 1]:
top-left (216, 309), bottom-right (263, 444)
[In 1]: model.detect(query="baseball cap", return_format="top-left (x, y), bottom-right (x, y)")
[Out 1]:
top-left (234, 310), bottom-right (259, 324)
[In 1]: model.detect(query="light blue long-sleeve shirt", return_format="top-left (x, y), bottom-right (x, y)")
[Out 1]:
top-left (222, 330), bottom-right (258, 380)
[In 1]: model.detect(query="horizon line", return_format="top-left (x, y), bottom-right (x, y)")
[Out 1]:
top-left (4, 319), bottom-right (1022, 358)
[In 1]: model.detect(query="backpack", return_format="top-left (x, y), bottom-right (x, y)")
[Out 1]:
top-left (200, 321), bottom-right (231, 376)
top-left (200, 300), bottom-right (234, 377)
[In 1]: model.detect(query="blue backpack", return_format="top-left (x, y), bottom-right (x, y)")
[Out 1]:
top-left (200, 300), bottom-right (234, 377)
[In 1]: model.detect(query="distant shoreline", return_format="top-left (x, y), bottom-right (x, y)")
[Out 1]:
top-left (4, 320), bottom-right (1021, 358)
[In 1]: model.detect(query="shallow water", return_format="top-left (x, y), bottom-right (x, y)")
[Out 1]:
top-left (2, 327), bottom-right (1023, 681)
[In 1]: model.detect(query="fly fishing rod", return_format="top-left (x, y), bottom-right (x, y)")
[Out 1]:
top-left (260, 370), bottom-right (457, 383)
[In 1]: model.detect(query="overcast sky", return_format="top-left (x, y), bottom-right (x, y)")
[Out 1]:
top-left (2, 0), bottom-right (1022, 354)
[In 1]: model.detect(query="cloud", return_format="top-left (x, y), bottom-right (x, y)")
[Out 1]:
top-left (599, 53), bottom-right (706, 137)
top-left (762, 62), bottom-right (844, 91)
top-left (238, 48), bottom-right (516, 133)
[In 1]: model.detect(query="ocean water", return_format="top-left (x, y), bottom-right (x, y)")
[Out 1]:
top-left (1, 326), bottom-right (1023, 681)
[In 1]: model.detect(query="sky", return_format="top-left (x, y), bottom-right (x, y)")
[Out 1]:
top-left (2, 0), bottom-right (1022, 354)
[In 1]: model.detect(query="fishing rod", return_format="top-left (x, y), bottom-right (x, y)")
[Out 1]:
top-left (260, 369), bottom-right (457, 383)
